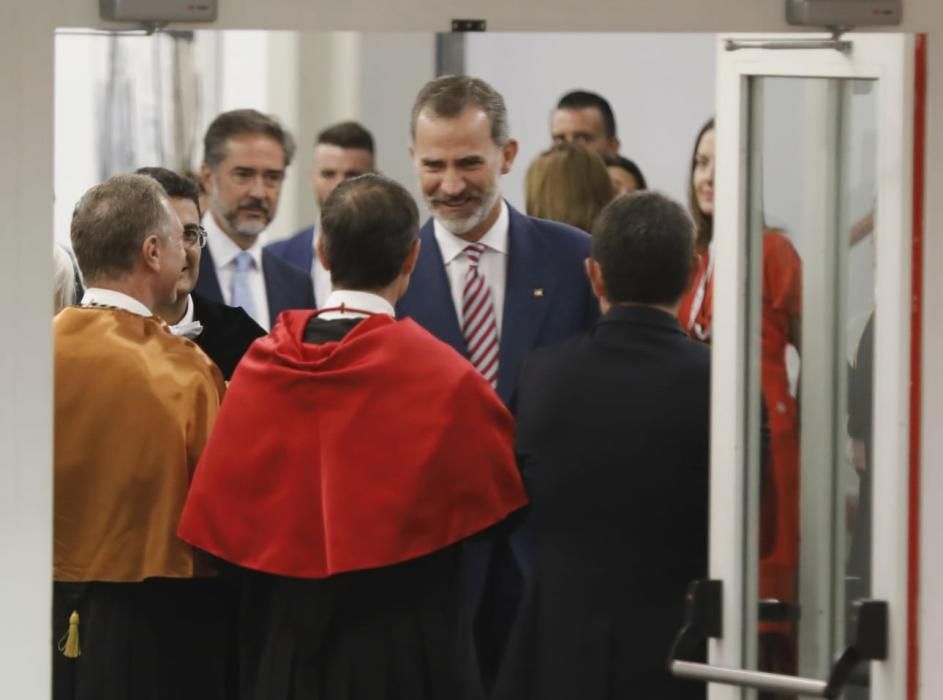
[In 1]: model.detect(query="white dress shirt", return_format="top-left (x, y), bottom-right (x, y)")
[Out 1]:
top-left (311, 226), bottom-right (333, 308)
top-left (204, 212), bottom-right (271, 331)
top-left (433, 200), bottom-right (509, 335)
top-left (168, 295), bottom-right (204, 339)
top-left (80, 288), bottom-right (153, 317)
top-left (318, 289), bottom-right (396, 321)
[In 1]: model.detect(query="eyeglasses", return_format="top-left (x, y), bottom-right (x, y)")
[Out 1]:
top-left (229, 167), bottom-right (286, 188)
top-left (182, 224), bottom-right (208, 249)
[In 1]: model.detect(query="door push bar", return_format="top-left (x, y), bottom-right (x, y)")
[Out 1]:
top-left (724, 37), bottom-right (852, 53)
top-left (667, 579), bottom-right (887, 699)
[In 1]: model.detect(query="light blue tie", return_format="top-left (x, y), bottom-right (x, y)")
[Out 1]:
top-left (231, 251), bottom-right (259, 324)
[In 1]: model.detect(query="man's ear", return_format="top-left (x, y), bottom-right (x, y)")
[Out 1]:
top-left (609, 137), bottom-right (622, 155)
top-left (500, 138), bottom-right (519, 175)
top-left (402, 238), bottom-right (422, 277)
top-left (315, 235), bottom-right (331, 272)
top-left (585, 257), bottom-right (607, 301)
top-left (142, 234), bottom-right (162, 273)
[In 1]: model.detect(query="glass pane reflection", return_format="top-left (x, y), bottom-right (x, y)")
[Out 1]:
top-left (747, 76), bottom-right (876, 700)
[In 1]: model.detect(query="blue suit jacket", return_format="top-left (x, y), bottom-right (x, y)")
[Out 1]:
top-left (195, 245), bottom-right (316, 328)
top-left (397, 204), bottom-right (599, 406)
top-left (265, 226), bottom-right (317, 290)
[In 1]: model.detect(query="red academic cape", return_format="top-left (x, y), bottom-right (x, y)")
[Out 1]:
top-left (178, 310), bottom-right (527, 579)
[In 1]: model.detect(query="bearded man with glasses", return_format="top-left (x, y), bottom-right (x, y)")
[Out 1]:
top-left (139, 167), bottom-right (266, 380)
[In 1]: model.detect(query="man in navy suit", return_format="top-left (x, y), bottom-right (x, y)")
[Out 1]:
top-left (266, 121), bottom-right (376, 307)
top-left (196, 109), bottom-right (315, 330)
top-left (397, 74), bottom-right (598, 688)
top-left (398, 75), bottom-right (598, 407)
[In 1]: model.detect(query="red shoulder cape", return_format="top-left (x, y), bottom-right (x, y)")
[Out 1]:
top-left (178, 311), bottom-right (526, 578)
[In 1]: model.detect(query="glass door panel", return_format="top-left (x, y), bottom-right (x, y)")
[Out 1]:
top-left (673, 33), bottom-right (916, 700)
top-left (745, 75), bottom-right (877, 700)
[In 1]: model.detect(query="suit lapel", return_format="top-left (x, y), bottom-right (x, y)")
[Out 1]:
top-left (498, 207), bottom-right (554, 401)
top-left (262, 251), bottom-right (288, 327)
top-left (291, 226), bottom-right (315, 276)
top-left (195, 247), bottom-right (224, 304)
top-left (414, 222), bottom-right (466, 352)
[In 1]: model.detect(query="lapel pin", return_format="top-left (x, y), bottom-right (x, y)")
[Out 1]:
top-left (533, 288), bottom-right (544, 298)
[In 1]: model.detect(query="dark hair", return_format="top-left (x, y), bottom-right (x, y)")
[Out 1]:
top-left (591, 191), bottom-right (694, 305)
top-left (411, 75), bottom-right (509, 146)
top-left (602, 153), bottom-right (648, 190)
top-left (319, 175), bottom-right (419, 291)
top-left (317, 121), bottom-right (375, 154)
top-left (136, 166), bottom-right (201, 214)
top-left (71, 174), bottom-right (172, 282)
top-left (203, 109), bottom-right (297, 169)
top-left (556, 90), bottom-right (617, 140)
top-left (525, 143), bottom-right (614, 233)
top-left (688, 117), bottom-right (715, 251)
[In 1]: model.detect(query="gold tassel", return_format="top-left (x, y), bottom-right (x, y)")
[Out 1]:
top-left (57, 611), bottom-right (81, 658)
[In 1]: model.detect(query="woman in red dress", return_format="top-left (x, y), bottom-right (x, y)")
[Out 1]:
top-left (679, 118), bottom-right (802, 681)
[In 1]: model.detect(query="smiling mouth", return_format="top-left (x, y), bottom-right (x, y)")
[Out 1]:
top-left (437, 198), bottom-right (475, 209)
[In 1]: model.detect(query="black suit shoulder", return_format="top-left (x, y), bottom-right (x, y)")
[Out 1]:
top-left (191, 293), bottom-right (266, 380)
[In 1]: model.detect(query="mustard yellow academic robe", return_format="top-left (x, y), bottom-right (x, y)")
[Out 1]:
top-left (52, 306), bottom-right (229, 700)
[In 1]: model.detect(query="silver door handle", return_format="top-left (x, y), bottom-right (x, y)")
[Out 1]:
top-left (671, 660), bottom-right (830, 696)
top-left (667, 580), bottom-right (887, 699)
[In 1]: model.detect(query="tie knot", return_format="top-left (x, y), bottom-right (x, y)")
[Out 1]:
top-left (464, 243), bottom-right (486, 267)
top-left (234, 251), bottom-right (255, 273)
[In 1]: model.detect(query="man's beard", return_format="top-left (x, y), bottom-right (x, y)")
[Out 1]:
top-left (427, 184), bottom-right (501, 237)
top-left (221, 197), bottom-right (272, 238)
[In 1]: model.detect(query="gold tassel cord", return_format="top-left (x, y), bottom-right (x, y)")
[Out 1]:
top-left (57, 611), bottom-right (81, 658)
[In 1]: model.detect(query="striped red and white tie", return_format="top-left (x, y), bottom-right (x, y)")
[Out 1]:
top-left (461, 243), bottom-right (499, 388)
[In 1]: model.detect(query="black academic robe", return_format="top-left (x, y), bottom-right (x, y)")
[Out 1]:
top-left (53, 578), bottom-right (234, 700)
top-left (185, 315), bottom-right (524, 700)
top-left (191, 292), bottom-right (266, 380)
top-left (494, 306), bottom-right (710, 700)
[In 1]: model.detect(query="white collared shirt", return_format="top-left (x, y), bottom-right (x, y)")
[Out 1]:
top-left (318, 289), bottom-right (396, 321)
top-left (204, 212), bottom-right (271, 331)
top-left (433, 200), bottom-right (509, 334)
top-left (169, 295), bottom-right (204, 340)
top-left (177, 294), bottom-right (195, 325)
top-left (80, 288), bottom-right (153, 317)
top-left (311, 226), bottom-right (333, 308)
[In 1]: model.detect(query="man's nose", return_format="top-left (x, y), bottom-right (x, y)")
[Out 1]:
top-left (439, 169), bottom-right (465, 196)
top-left (247, 175), bottom-right (267, 198)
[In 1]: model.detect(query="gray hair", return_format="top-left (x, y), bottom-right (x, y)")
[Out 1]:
top-left (203, 109), bottom-right (297, 169)
top-left (410, 75), bottom-right (510, 146)
top-left (53, 245), bottom-right (77, 314)
top-left (70, 174), bottom-right (172, 283)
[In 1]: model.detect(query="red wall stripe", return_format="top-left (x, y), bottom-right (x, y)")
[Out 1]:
top-left (907, 32), bottom-right (926, 700)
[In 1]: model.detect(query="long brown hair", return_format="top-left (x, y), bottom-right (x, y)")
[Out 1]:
top-left (525, 143), bottom-right (615, 234)
top-left (688, 117), bottom-right (714, 252)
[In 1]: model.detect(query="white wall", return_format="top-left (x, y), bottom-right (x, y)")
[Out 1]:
top-left (53, 30), bottom-right (434, 245)
top-left (465, 32), bottom-right (716, 209)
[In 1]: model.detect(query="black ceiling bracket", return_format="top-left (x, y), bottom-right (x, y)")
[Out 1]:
top-left (451, 19), bottom-right (487, 32)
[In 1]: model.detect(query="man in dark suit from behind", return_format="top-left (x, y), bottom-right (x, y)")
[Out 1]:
top-left (195, 109), bottom-right (316, 331)
top-left (266, 121), bottom-right (376, 306)
top-left (138, 167), bottom-right (265, 380)
top-left (495, 191), bottom-right (710, 700)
